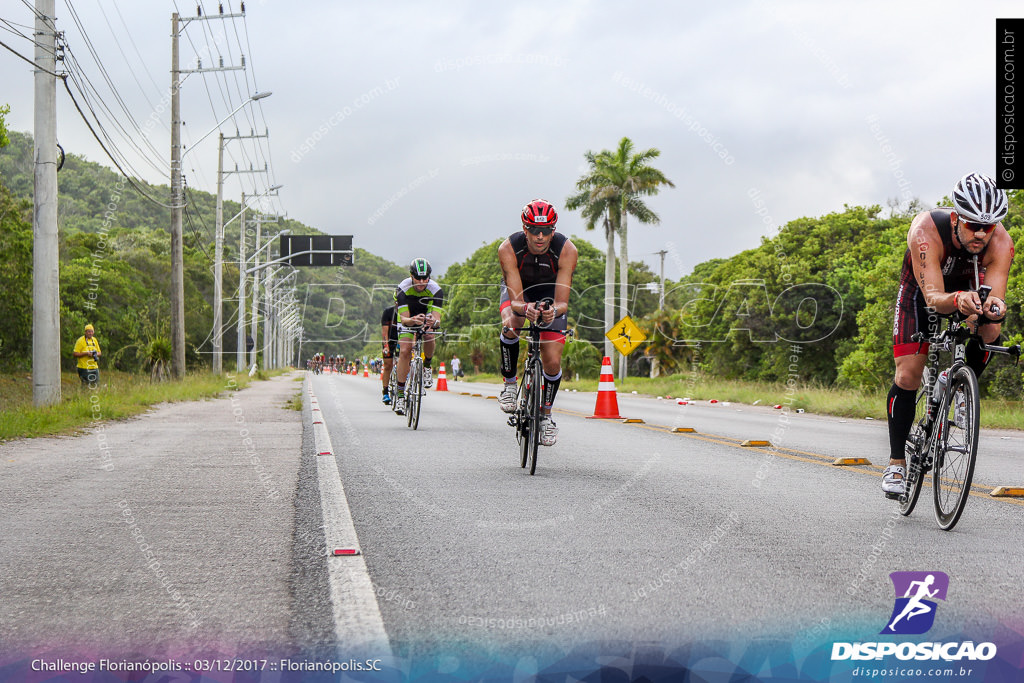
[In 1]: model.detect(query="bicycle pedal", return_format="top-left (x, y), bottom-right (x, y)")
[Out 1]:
top-left (884, 491), bottom-right (901, 500)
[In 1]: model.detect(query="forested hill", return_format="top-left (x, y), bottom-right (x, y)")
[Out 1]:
top-left (650, 198), bottom-right (1024, 396)
top-left (0, 130), bottom-right (408, 371)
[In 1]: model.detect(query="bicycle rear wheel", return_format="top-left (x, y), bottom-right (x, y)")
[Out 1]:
top-left (899, 387), bottom-right (930, 516)
top-left (933, 366), bottom-right (979, 530)
top-left (389, 368), bottom-right (398, 413)
top-left (527, 361), bottom-right (541, 475)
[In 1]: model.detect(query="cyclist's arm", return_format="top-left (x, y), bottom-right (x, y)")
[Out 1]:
top-left (979, 226), bottom-right (1014, 318)
top-left (394, 287), bottom-right (420, 326)
top-left (498, 239), bottom-right (529, 316)
top-left (551, 239), bottom-right (578, 319)
top-left (427, 286), bottom-right (444, 328)
top-left (907, 215), bottom-right (958, 314)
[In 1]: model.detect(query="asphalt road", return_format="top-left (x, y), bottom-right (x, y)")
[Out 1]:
top-left (312, 371), bottom-right (1024, 672)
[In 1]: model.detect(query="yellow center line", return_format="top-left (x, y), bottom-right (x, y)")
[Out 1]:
top-left (465, 393), bottom-right (1022, 509)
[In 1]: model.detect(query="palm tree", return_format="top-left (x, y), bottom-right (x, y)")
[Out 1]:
top-left (566, 151), bottom-right (619, 362)
top-left (567, 138), bottom-right (674, 377)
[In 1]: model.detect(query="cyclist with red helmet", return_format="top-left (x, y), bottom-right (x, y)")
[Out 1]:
top-left (496, 199), bottom-right (579, 446)
top-left (882, 172), bottom-right (1015, 497)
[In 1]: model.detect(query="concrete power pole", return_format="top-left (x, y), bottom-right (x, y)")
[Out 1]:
top-left (212, 133), bottom-right (225, 374)
top-left (655, 249), bottom-right (668, 310)
top-left (32, 0), bottom-right (60, 406)
top-left (169, 12), bottom-right (186, 378)
top-left (248, 214), bottom-right (261, 370)
top-left (237, 193), bottom-right (247, 372)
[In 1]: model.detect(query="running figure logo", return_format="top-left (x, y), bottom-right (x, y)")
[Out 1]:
top-left (880, 571), bottom-right (949, 635)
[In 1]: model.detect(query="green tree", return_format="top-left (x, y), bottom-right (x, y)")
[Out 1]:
top-left (0, 104), bottom-right (10, 149)
top-left (0, 182), bottom-right (32, 367)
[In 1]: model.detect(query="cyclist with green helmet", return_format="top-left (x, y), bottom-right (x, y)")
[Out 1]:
top-left (393, 258), bottom-right (444, 415)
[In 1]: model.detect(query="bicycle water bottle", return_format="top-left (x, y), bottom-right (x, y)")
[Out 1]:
top-left (932, 369), bottom-right (948, 403)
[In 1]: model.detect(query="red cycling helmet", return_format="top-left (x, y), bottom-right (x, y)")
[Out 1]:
top-left (521, 199), bottom-right (558, 228)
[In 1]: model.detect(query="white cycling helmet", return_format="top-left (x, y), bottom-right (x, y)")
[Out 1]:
top-left (952, 172), bottom-right (1008, 224)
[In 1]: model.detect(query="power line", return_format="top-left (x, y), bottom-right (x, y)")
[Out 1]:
top-left (61, 75), bottom-right (176, 209)
top-left (62, 1), bottom-right (166, 166)
top-left (0, 36), bottom-right (60, 76)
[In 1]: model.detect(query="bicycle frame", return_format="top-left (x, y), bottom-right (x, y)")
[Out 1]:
top-left (507, 323), bottom-right (544, 475)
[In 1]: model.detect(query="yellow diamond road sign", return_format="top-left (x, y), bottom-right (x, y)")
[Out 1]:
top-left (606, 315), bottom-right (646, 356)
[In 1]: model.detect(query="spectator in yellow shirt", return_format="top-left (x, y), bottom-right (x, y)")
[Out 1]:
top-left (73, 323), bottom-right (102, 385)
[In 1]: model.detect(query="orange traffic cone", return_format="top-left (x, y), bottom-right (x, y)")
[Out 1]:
top-left (587, 356), bottom-right (622, 419)
top-left (363, 366), bottom-right (369, 378)
top-left (436, 363), bottom-right (448, 391)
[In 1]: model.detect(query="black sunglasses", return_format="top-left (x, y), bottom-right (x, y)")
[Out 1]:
top-left (525, 225), bottom-right (554, 236)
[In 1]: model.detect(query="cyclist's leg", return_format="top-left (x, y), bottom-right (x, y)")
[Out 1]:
top-left (422, 332), bottom-right (436, 386)
top-left (885, 289), bottom-right (934, 492)
top-left (382, 347), bottom-right (394, 391)
top-left (887, 352), bottom-right (926, 470)
top-left (539, 332), bottom-right (566, 412)
top-left (965, 320), bottom-right (1001, 379)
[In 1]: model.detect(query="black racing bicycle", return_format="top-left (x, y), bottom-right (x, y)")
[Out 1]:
top-left (402, 325), bottom-right (441, 430)
top-left (504, 301), bottom-right (570, 475)
top-left (896, 284), bottom-right (1020, 530)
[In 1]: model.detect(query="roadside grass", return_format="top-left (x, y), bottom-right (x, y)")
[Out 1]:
top-left (459, 371), bottom-right (1024, 430)
top-left (0, 368), bottom-right (292, 441)
top-left (284, 389), bottom-right (304, 411)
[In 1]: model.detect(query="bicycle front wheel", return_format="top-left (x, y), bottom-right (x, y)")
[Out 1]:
top-left (527, 362), bottom-right (542, 475)
top-left (410, 363), bottom-right (423, 430)
top-left (899, 386), bottom-right (930, 516)
top-left (407, 360), bottom-right (421, 429)
top-left (517, 376), bottom-right (531, 468)
top-left (932, 366), bottom-right (980, 530)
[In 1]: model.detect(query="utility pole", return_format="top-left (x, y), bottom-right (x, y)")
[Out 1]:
top-left (172, 6), bottom-right (249, 377)
top-left (654, 249), bottom-right (668, 310)
top-left (264, 266), bottom-right (275, 369)
top-left (249, 213), bottom-right (261, 370)
top-left (169, 12), bottom-right (185, 378)
top-left (215, 132), bottom-right (268, 374)
top-left (33, 0), bottom-right (60, 407)
top-left (237, 192), bottom-right (247, 372)
top-left (212, 133), bottom-right (224, 373)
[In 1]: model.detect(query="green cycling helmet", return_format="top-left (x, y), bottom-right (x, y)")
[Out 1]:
top-left (410, 257), bottom-right (432, 279)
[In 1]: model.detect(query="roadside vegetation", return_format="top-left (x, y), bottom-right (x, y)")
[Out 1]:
top-left (0, 369), bottom-right (292, 441)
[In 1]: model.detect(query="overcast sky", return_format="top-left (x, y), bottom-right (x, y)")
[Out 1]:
top-left (0, 1), bottom-right (1016, 278)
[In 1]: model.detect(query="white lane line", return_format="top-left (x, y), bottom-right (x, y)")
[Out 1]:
top-left (308, 378), bottom-right (393, 658)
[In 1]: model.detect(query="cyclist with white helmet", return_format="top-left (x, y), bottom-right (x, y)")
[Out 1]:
top-left (882, 172), bottom-right (1015, 497)
top-left (496, 199), bottom-right (579, 446)
top-left (393, 258), bottom-right (444, 416)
